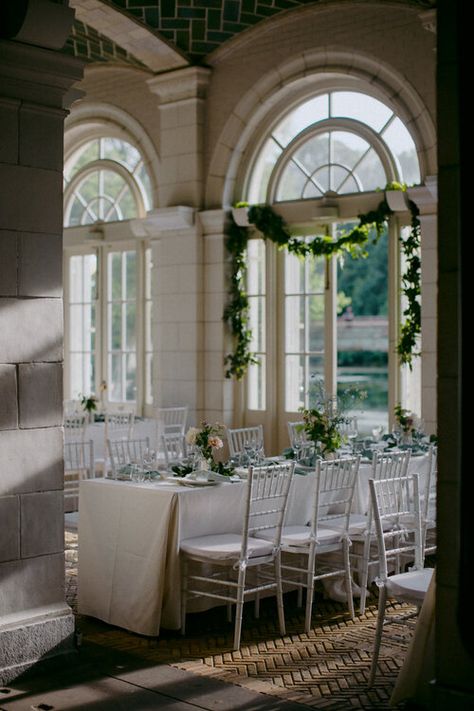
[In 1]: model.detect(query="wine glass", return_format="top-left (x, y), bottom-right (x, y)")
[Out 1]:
top-left (293, 441), bottom-right (302, 463)
top-left (347, 417), bottom-right (358, 453)
top-left (371, 425), bottom-right (384, 442)
top-left (392, 424), bottom-right (402, 448)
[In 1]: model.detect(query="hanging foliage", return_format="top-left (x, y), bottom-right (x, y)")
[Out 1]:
top-left (223, 186), bottom-right (421, 379)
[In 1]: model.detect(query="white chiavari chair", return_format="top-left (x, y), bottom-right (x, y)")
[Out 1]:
top-left (226, 425), bottom-right (264, 461)
top-left (180, 461), bottom-right (295, 650)
top-left (367, 474), bottom-right (434, 686)
top-left (107, 437), bottom-right (151, 479)
top-left (64, 439), bottom-right (95, 513)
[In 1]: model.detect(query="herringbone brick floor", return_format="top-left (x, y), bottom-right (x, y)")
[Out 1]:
top-left (66, 532), bottom-right (416, 710)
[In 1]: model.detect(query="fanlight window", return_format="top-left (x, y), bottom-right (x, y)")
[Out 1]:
top-left (247, 91), bottom-right (421, 203)
top-left (64, 137), bottom-right (152, 226)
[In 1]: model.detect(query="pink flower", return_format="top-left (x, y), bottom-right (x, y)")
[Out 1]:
top-left (208, 436), bottom-right (223, 450)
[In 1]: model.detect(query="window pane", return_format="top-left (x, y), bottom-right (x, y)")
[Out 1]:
top-left (337, 225), bottom-right (389, 434)
top-left (352, 149), bottom-right (386, 192)
top-left (109, 252), bottom-right (122, 300)
top-left (294, 133), bottom-right (329, 173)
top-left (66, 139), bottom-right (99, 180)
top-left (331, 131), bottom-right (369, 167)
top-left (247, 138), bottom-right (282, 204)
top-left (306, 256), bottom-right (325, 294)
top-left (285, 354), bottom-right (304, 412)
top-left (381, 117), bottom-right (420, 185)
top-left (247, 239), bottom-right (265, 296)
top-left (331, 92), bottom-right (392, 132)
top-left (126, 251), bottom-right (137, 299)
top-left (285, 252), bottom-right (305, 294)
top-left (308, 357), bottom-right (325, 408)
top-left (308, 295), bottom-right (325, 351)
top-left (116, 185), bottom-right (138, 219)
top-left (247, 356), bottom-right (266, 411)
top-left (69, 257), bottom-right (83, 303)
top-left (101, 137), bottom-right (140, 171)
top-left (249, 296), bottom-right (265, 352)
top-left (277, 162), bottom-right (310, 201)
top-left (126, 302), bottom-right (136, 350)
top-left (109, 354), bottom-right (122, 401)
top-left (274, 94), bottom-right (329, 147)
top-left (110, 303), bottom-right (122, 349)
top-left (126, 353), bottom-right (137, 401)
top-left (285, 296), bottom-right (304, 353)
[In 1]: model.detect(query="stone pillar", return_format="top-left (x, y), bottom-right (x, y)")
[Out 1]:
top-left (0, 32), bottom-right (83, 682)
top-left (147, 66), bottom-right (211, 208)
top-left (200, 209), bottom-right (234, 426)
top-left (420, 211), bottom-right (437, 434)
top-left (144, 208), bottom-right (204, 426)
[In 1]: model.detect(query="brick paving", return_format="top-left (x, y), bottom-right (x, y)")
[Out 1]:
top-left (65, 531), bottom-right (415, 710)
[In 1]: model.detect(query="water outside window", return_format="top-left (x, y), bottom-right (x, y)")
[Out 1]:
top-left (336, 222), bottom-right (389, 435)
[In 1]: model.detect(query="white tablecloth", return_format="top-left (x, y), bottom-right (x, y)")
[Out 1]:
top-left (77, 453), bottom-right (430, 636)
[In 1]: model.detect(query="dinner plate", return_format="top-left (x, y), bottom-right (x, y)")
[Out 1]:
top-left (177, 478), bottom-right (217, 487)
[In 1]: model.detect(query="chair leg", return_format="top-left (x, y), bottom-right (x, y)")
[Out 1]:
top-left (274, 555), bottom-right (286, 637)
top-left (343, 539), bottom-right (355, 619)
top-left (254, 569), bottom-right (260, 619)
top-left (368, 584), bottom-right (387, 687)
top-left (180, 557), bottom-right (188, 636)
top-left (359, 534), bottom-right (371, 615)
top-left (304, 549), bottom-right (316, 635)
top-left (233, 565), bottom-right (247, 650)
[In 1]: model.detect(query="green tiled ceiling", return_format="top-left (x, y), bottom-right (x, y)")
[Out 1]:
top-left (64, 19), bottom-right (145, 66)
top-left (108, 0), bottom-right (434, 60)
top-left (66, 1), bottom-right (436, 64)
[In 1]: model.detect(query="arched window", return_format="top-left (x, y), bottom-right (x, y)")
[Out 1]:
top-left (64, 136), bottom-right (152, 225)
top-left (247, 90), bottom-right (420, 203)
top-left (63, 135), bottom-right (154, 414)
top-left (241, 89), bottom-right (421, 449)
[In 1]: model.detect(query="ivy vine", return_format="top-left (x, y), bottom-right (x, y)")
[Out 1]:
top-left (224, 186), bottom-right (421, 379)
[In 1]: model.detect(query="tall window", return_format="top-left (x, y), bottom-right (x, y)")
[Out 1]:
top-left (242, 88), bottom-right (421, 445)
top-left (64, 135), bottom-right (154, 413)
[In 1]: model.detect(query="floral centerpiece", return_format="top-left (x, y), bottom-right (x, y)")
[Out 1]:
top-left (393, 404), bottom-right (423, 445)
top-left (299, 382), bottom-right (367, 459)
top-left (80, 393), bottom-right (98, 415)
top-left (185, 421), bottom-right (225, 471)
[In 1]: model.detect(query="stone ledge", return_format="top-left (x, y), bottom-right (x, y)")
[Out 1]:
top-left (0, 604), bottom-right (75, 686)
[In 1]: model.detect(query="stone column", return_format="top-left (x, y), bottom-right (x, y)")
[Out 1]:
top-left (0, 31), bottom-right (83, 682)
top-left (200, 209), bottom-right (234, 426)
top-left (147, 66), bottom-right (211, 208)
top-left (144, 208), bottom-right (204, 426)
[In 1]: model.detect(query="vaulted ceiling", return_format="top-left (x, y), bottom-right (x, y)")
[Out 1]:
top-left (65, 0), bottom-right (436, 70)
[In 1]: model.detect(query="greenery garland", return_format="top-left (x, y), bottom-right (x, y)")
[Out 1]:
top-left (224, 186), bottom-right (421, 379)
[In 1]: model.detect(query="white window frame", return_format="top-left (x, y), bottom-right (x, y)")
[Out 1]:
top-left (63, 225), bottom-right (153, 416)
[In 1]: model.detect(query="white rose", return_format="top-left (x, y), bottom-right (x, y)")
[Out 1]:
top-left (185, 427), bottom-right (199, 445)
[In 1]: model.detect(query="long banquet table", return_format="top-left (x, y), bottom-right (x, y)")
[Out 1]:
top-left (77, 453), bottom-right (430, 636)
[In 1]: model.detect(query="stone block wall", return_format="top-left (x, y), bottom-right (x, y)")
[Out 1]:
top-left (0, 37), bottom-right (82, 683)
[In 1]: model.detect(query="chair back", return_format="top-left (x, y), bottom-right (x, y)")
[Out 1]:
top-left (64, 399), bottom-right (81, 416)
top-left (311, 456), bottom-right (360, 536)
top-left (287, 420), bottom-right (309, 448)
top-left (227, 425), bottom-right (264, 459)
top-left (372, 449), bottom-right (411, 480)
top-left (155, 406), bottom-right (188, 438)
top-left (107, 436), bottom-right (151, 477)
top-left (369, 474), bottom-right (424, 582)
top-left (105, 411), bottom-right (135, 440)
top-left (64, 413), bottom-right (88, 440)
top-left (161, 432), bottom-right (187, 467)
top-left (64, 439), bottom-right (94, 511)
top-left (422, 444), bottom-right (437, 556)
top-left (242, 462), bottom-right (295, 560)
top-left (423, 444), bottom-right (437, 524)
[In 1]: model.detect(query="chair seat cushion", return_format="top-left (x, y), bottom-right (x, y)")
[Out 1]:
top-left (385, 567), bottom-right (434, 602)
top-left (180, 533), bottom-right (274, 560)
top-left (256, 525), bottom-right (343, 548)
top-left (330, 513), bottom-right (367, 535)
